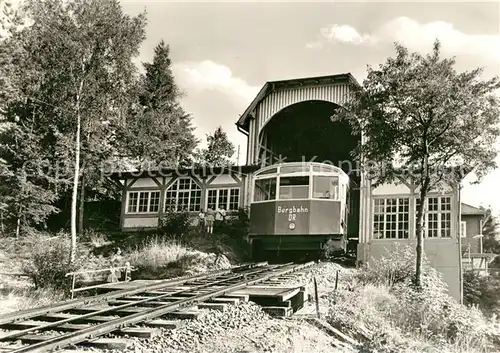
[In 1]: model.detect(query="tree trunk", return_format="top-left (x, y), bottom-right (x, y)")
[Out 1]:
top-left (78, 172), bottom-right (85, 235)
top-left (71, 78), bottom-right (84, 263)
top-left (15, 215), bottom-right (20, 238)
top-left (15, 203), bottom-right (22, 238)
top-left (1, 210), bottom-right (4, 234)
top-left (415, 153), bottom-right (431, 288)
top-left (415, 189), bottom-right (426, 288)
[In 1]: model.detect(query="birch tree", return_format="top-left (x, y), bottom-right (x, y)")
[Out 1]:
top-left (5, 0), bottom-right (146, 260)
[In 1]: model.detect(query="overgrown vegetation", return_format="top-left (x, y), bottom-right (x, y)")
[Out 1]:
top-left (328, 244), bottom-right (500, 353)
top-left (463, 270), bottom-right (500, 317)
top-left (159, 211), bottom-right (192, 239)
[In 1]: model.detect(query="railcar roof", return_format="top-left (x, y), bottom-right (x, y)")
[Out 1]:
top-left (254, 162), bottom-right (349, 178)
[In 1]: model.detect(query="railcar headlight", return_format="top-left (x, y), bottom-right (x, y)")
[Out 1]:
top-left (289, 222), bottom-right (296, 230)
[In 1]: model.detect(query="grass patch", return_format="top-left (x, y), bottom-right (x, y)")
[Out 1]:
top-left (0, 286), bottom-right (64, 315)
top-left (327, 244), bottom-right (500, 353)
top-left (128, 237), bottom-right (189, 271)
top-left (126, 236), bottom-right (232, 280)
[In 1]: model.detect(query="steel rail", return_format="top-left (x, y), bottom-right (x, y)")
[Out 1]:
top-left (0, 263), bottom-right (287, 342)
top-left (0, 262), bottom-right (267, 326)
top-left (10, 261), bottom-right (314, 353)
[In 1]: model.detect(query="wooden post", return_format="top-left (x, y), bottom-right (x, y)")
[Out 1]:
top-left (335, 270), bottom-right (339, 291)
top-left (70, 273), bottom-right (76, 299)
top-left (314, 277), bottom-right (320, 319)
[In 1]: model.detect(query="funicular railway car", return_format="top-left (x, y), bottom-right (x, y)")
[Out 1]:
top-left (249, 162), bottom-right (351, 261)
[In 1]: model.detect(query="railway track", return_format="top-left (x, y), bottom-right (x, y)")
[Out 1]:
top-left (0, 261), bottom-right (315, 353)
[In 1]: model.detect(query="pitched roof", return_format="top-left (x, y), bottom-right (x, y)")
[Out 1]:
top-left (461, 203), bottom-right (485, 216)
top-left (235, 73), bottom-right (361, 133)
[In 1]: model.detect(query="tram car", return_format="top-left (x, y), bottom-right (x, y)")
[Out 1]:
top-left (249, 162), bottom-right (351, 260)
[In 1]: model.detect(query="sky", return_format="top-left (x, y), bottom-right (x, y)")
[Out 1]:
top-left (123, 1), bottom-right (499, 212)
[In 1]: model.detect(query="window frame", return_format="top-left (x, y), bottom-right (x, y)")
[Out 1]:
top-left (126, 190), bottom-right (161, 214)
top-left (164, 178), bottom-right (202, 212)
top-left (252, 176), bottom-right (278, 203)
top-left (312, 175), bottom-right (340, 201)
top-left (251, 163), bottom-right (350, 204)
top-left (206, 187), bottom-right (240, 212)
top-left (278, 175), bottom-right (310, 200)
top-left (372, 197), bottom-right (410, 239)
top-left (415, 196), bottom-right (452, 238)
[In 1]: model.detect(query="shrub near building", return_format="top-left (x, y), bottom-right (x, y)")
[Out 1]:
top-left (463, 270), bottom-right (500, 317)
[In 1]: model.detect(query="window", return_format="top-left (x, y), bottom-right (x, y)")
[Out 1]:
top-left (127, 191), bottom-right (161, 213)
top-left (416, 196), bottom-right (452, 238)
top-left (312, 176), bottom-right (339, 200)
top-left (206, 188), bottom-right (240, 211)
top-left (280, 165), bottom-right (309, 174)
top-left (254, 178), bottom-right (277, 202)
top-left (207, 189), bottom-right (217, 210)
top-left (312, 164), bottom-right (335, 173)
top-left (279, 176), bottom-right (309, 200)
top-left (229, 189), bottom-right (239, 210)
top-left (257, 168), bottom-right (277, 175)
top-left (164, 178), bottom-right (201, 212)
top-left (373, 198), bottom-right (409, 239)
top-left (461, 221), bottom-right (467, 238)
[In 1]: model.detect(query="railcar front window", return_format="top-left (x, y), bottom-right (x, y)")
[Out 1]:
top-left (312, 176), bottom-right (339, 200)
top-left (254, 178), bottom-right (277, 202)
top-left (279, 176), bottom-right (309, 199)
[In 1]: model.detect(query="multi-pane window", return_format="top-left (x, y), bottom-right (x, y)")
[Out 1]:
top-left (164, 178), bottom-right (202, 212)
top-left (279, 176), bottom-right (309, 200)
top-left (229, 189), bottom-right (240, 210)
top-left (127, 192), bottom-right (138, 213)
top-left (206, 188), bottom-right (240, 211)
top-left (415, 196), bottom-right (452, 238)
top-left (127, 191), bottom-right (161, 213)
top-left (254, 178), bottom-right (277, 201)
top-left (373, 198), bottom-right (409, 239)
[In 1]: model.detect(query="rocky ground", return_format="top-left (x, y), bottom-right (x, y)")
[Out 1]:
top-left (1, 241), bottom-right (355, 353)
top-left (123, 302), bottom-right (347, 353)
top-left (88, 262), bottom-right (356, 353)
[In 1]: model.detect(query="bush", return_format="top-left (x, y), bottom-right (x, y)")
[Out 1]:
top-left (218, 208), bottom-right (249, 237)
top-left (463, 270), bottom-right (500, 316)
top-left (355, 243), bottom-right (421, 288)
top-left (21, 232), bottom-right (80, 292)
top-left (159, 211), bottom-right (192, 239)
top-left (80, 229), bottom-right (111, 248)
